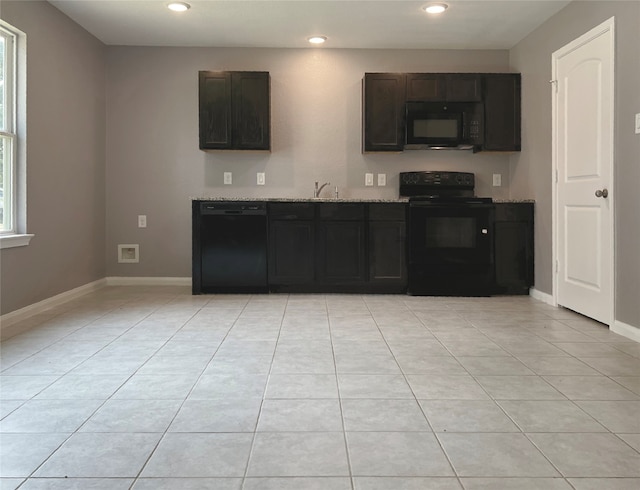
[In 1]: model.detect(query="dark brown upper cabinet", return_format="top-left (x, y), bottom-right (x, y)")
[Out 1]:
top-left (483, 74), bottom-right (521, 151)
top-left (199, 71), bottom-right (270, 151)
top-left (363, 71), bottom-right (520, 153)
top-left (406, 74), bottom-right (482, 102)
top-left (363, 73), bottom-right (406, 152)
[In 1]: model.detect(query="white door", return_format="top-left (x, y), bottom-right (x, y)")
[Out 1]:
top-left (553, 18), bottom-right (615, 325)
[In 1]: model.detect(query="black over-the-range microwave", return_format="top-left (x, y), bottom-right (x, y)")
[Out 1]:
top-left (405, 101), bottom-right (484, 151)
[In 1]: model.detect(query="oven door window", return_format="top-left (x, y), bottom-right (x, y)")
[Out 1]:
top-left (409, 205), bottom-right (493, 266)
top-left (425, 216), bottom-right (476, 249)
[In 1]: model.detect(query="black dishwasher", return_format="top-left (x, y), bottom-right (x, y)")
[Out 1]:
top-left (193, 201), bottom-right (268, 294)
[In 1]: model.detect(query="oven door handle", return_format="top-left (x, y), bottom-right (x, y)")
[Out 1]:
top-left (409, 202), bottom-right (494, 208)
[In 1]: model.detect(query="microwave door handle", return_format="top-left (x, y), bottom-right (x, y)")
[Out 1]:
top-left (461, 114), bottom-right (467, 140)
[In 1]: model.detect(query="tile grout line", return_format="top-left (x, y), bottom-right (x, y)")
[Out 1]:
top-left (241, 293), bottom-right (289, 486)
top-left (6, 289), bottom-right (189, 485)
top-left (328, 295), bottom-right (357, 490)
top-left (126, 292), bottom-right (247, 488)
top-left (363, 296), bottom-right (463, 484)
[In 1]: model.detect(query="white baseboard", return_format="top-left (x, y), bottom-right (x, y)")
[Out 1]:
top-left (530, 288), bottom-right (555, 305)
top-left (0, 277), bottom-right (191, 340)
top-left (0, 278), bottom-right (108, 339)
top-left (105, 277), bottom-right (191, 287)
top-left (528, 289), bottom-right (639, 343)
top-left (611, 320), bottom-right (640, 343)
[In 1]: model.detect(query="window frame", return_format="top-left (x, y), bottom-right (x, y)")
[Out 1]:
top-left (0, 20), bottom-right (31, 249)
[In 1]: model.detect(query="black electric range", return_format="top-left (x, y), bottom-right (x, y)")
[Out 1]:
top-left (400, 171), bottom-right (495, 296)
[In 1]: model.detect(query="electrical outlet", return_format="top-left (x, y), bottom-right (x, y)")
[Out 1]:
top-left (257, 172), bottom-right (265, 185)
top-left (635, 113), bottom-right (640, 134)
top-left (493, 173), bottom-right (502, 187)
top-left (365, 173), bottom-right (374, 186)
top-left (138, 215), bottom-right (147, 228)
top-left (223, 172), bottom-right (232, 185)
top-left (377, 173), bottom-right (386, 186)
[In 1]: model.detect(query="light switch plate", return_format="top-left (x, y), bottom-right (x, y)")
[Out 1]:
top-left (377, 173), bottom-right (386, 186)
top-left (137, 215), bottom-right (147, 228)
top-left (257, 172), bottom-right (265, 185)
top-left (635, 113), bottom-right (640, 134)
top-left (493, 173), bottom-right (502, 187)
top-left (365, 173), bottom-right (374, 186)
top-left (223, 172), bottom-right (232, 185)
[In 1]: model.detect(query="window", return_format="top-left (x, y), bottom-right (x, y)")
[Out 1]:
top-left (0, 21), bottom-right (30, 248)
top-left (0, 25), bottom-right (15, 232)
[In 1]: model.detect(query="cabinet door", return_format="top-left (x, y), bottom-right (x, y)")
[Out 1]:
top-left (369, 221), bottom-right (407, 285)
top-left (317, 221), bottom-right (367, 284)
top-left (494, 203), bottom-right (534, 294)
top-left (446, 74), bottom-right (482, 101)
top-left (363, 73), bottom-right (406, 152)
top-left (483, 74), bottom-right (521, 151)
top-left (199, 71), bottom-right (232, 149)
top-left (406, 74), bottom-right (446, 101)
top-left (232, 72), bottom-right (270, 150)
top-left (268, 220), bottom-right (315, 284)
top-left (406, 74), bottom-right (481, 101)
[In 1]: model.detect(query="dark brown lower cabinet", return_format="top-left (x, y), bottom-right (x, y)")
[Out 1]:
top-left (494, 202), bottom-right (534, 294)
top-left (194, 200), bottom-right (531, 296)
top-left (368, 203), bottom-right (407, 292)
top-left (317, 220), bottom-right (367, 284)
top-left (316, 203), bottom-right (367, 288)
top-left (268, 203), bottom-right (315, 287)
top-left (267, 202), bottom-right (406, 293)
top-left (268, 220), bottom-right (315, 285)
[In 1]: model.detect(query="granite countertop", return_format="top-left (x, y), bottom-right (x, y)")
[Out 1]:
top-left (192, 197), bottom-right (534, 204)
top-left (493, 199), bottom-right (536, 203)
top-left (191, 197), bottom-right (410, 203)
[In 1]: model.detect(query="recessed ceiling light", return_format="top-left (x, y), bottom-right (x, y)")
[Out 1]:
top-left (308, 36), bottom-right (327, 45)
top-left (423, 3), bottom-right (448, 14)
top-left (167, 2), bottom-right (190, 12)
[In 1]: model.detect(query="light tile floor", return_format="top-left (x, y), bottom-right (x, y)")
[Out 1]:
top-left (1, 286), bottom-right (640, 489)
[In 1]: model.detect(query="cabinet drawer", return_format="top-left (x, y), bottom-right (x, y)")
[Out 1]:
top-left (495, 202), bottom-right (533, 221)
top-left (369, 203), bottom-right (407, 221)
top-left (318, 203), bottom-right (365, 220)
top-left (268, 202), bottom-right (315, 220)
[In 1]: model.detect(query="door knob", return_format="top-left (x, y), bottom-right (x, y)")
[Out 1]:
top-left (595, 189), bottom-right (609, 198)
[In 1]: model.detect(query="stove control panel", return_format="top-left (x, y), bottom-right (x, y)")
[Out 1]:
top-left (399, 171), bottom-right (475, 197)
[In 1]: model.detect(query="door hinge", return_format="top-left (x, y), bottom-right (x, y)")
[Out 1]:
top-left (556, 260), bottom-right (559, 273)
top-left (550, 79), bottom-right (558, 93)
top-left (555, 169), bottom-right (559, 183)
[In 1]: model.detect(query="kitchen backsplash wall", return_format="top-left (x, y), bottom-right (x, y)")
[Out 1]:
top-left (107, 46), bottom-right (513, 277)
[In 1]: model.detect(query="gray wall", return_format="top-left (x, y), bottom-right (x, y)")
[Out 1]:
top-left (509, 0), bottom-right (640, 329)
top-left (0, 1), bottom-right (106, 315)
top-left (106, 47), bottom-right (513, 278)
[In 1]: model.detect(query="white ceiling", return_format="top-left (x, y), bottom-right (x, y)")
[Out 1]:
top-left (49, 0), bottom-right (572, 50)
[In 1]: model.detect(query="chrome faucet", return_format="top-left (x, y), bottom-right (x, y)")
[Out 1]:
top-left (314, 181), bottom-right (330, 198)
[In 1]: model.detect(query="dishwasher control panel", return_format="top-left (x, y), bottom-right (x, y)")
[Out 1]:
top-left (200, 201), bottom-right (267, 215)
